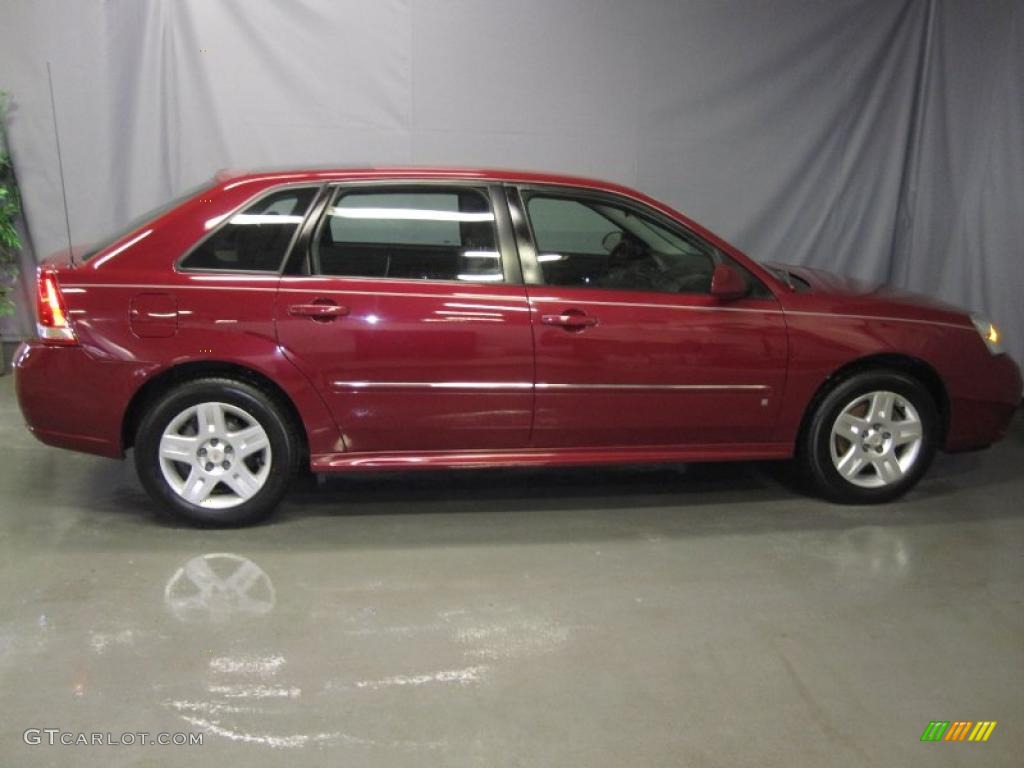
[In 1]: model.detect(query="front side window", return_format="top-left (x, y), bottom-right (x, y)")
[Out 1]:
top-left (525, 194), bottom-right (716, 294)
top-left (181, 187), bottom-right (318, 272)
top-left (314, 187), bottom-right (502, 282)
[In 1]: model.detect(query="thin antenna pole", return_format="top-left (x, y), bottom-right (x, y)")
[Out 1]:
top-left (46, 61), bottom-right (74, 265)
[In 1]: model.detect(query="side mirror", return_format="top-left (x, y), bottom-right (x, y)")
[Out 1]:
top-left (710, 264), bottom-right (748, 301)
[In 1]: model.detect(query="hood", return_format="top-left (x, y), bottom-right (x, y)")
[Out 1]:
top-left (765, 262), bottom-right (971, 323)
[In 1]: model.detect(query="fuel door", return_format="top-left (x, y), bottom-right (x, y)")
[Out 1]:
top-left (130, 293), bottom-right (178, 338)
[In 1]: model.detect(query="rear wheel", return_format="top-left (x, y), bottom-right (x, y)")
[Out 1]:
top-left (800, 370), bottom-right (939, 503)
top-left (134, 378), bottom-right (299, 525)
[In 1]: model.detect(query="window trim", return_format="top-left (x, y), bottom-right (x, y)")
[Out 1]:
top-left (175, 183), bottom-right (325, 275)
top-left (305, 181), bottom-right (520, 286)
top-left (282, 184), bottom-right (334, 276)
top-left (509, 183), bottom-right (775, 299)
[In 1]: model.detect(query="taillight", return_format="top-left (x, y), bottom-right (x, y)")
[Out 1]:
top-left (36, 269), bottom-right (78, 345)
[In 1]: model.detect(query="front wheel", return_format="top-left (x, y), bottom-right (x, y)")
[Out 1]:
top-left (799, 370), bottom-right (939, 503)
top-left (134, 378), bottom-right (299, 525)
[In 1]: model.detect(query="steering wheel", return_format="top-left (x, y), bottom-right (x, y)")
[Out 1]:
top-left (601, 230), bottom-right (623, 253)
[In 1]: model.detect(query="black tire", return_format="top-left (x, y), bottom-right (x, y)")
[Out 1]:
top-left (134, 378), bottom-right (300, 526)
top-left (798, 369), bottom-right (939, 504)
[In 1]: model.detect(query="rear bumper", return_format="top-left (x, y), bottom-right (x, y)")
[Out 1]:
top-left (945, 353), bottom-right (1022, 451)
top-left (13, 342), bottom-right (136, 459)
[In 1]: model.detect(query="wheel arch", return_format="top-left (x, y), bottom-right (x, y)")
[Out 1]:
top-left (121, 360), bottom-right (310, 463)
top-left (796, 353), bottom-right (950, 450)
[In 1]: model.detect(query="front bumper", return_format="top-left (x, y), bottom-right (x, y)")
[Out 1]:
top-left (13, 342), bottom-right (139, 459)
top-left (946, 352), bottom-right (1022, 451)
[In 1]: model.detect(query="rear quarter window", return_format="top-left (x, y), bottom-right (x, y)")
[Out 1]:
top-left (180, 187), bottom-right (318, 272)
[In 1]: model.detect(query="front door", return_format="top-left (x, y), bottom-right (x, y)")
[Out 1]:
top-left (509, 186), bottom-right (788, 448)
top-left (275, 183), bottom-right (534, 454)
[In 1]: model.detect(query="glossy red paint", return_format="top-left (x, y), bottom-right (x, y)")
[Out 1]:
top-left (767, 264), bottom-right (1021, 450)
top-left (13, 167), bottom-right (1021, 476)
top-left (276, 277), bottom-right (535, 452)
top-left (524, 287), bottom-right (789, 447)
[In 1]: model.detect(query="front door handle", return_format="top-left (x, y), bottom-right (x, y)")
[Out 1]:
top-left (541, 311), bottom-right (599, 330)
top-left (288, 302), bottom-right (350, 320)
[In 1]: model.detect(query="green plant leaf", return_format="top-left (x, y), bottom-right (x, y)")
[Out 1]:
top-left (0, 89), bottom-right (22, 306)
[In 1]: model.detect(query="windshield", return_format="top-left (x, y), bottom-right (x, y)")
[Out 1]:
top-left (81, 180), bottom-right (214, 262)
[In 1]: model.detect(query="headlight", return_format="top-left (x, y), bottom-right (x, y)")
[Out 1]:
top-left (971, 313), bottom-right (1004, 355)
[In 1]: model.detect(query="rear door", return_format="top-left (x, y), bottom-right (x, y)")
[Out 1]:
top-left (275, 182), bottom-right (534, 454)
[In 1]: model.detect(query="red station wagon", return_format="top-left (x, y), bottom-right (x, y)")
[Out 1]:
top-left (14, 168), bottom-right (1021, 525)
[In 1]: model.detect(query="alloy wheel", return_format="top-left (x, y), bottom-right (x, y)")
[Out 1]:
top-left (828, 390), bottom-right (923, 489)
top-left (158, 401), bottom-right (272, 509)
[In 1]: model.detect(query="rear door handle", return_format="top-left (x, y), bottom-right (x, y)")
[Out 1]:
top-left (541, 311), bottom-right (599, 329)
top-left (288, 302), bottom-right (350, 319)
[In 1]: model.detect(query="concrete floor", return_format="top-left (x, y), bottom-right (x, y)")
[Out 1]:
top-left (0, 373), bottom-right (1021, 767)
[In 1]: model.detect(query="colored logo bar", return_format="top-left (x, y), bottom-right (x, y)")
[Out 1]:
top-left (921, 721), bottom-right (997, 742)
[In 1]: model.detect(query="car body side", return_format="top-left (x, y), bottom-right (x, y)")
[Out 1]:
top-left (13, 168), bottom-right (1021, 467)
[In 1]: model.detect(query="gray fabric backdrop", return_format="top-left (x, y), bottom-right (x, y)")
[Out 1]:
top-left (2, 0), bottom-right (1021, 365)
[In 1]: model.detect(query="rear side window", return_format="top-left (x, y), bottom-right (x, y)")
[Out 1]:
top-left (181, 187), bottom-right (317, 272)
top-left (314, 187), bottom-right (502, 282)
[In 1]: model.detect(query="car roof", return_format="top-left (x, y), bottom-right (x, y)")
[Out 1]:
top-left (213, 166), bottom-right (650, 200)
